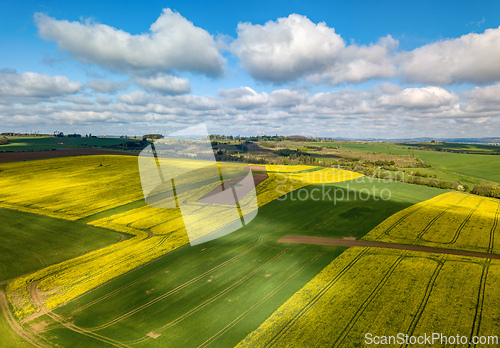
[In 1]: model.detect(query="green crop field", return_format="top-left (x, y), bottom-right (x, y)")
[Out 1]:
top-left (0, 208), bottom-right (124, 282)
top-left (405, 142), bottom-right (500, 154)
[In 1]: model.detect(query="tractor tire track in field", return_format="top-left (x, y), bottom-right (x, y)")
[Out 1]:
top-left (195, 252), bottom-right (326, 348)
top-left (469, 260), bottom-right (490, 348)
top-left (415, 195), bottom-right (468, 241)
top-left (488, 202), bottom-right (500, 253)
top-left (87, 242), bottom-right (266, 331)
top-left (264, 248), bottom-right (370, 347)
top-left (400, 257), bottom-right (445, 348)
top-left (67, 221), bottom-right (265, 319)
top-left (0, 290), bottom-right (48, 348)
top-left (68, 232), bottom-right (245, 316)
top-left (381, 194), bottom-right (450, 240)
top-left (53, 206), bottom-right (299, 327)
top-left (446, 201), bottom-right (482, 245)
top-left (145, 251), bottom-right (288, 339)
top-left (29, 281), bottom-right (131, 348)
top-left (333, 253), bottom-right (407, 347)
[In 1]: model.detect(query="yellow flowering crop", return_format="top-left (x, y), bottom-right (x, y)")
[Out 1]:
top-left (364, 191), bottom-right (500, 254)
top-left (0, 155), bottom-right (144, 220)
top-left (237, 248), bottom-right (495, 347)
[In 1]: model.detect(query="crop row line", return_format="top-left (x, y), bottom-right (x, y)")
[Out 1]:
top-left (153, 251), bottom-right (288, 336)
top-left (415, 195), bottom-right (468, 241)
top-left (87, 242), bottom-right (264, 331)
top-left (264, 247), bottom-right (370, 347)
top-left (333, 253), bottom-right (407, 347)
top-left (469, 260), bottom-right (490, 348)
top-left (381, 194), bottom-right (451, 240)
top-left (401, 256), bottom-right (446, 348)
top-left (197, 252), bottom-right (325, 348)
top-left (447, 201), bottom-right (482, 245)
top-left (488, 202), bottom-right (500, 253)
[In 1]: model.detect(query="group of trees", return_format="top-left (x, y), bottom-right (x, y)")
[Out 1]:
top-left (0, 137), bottom-right (8, 145)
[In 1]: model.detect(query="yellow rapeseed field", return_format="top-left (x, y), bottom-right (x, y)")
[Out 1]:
top-left (0, 155), bottom-right (144, 220)
top-left (254, 168), bottom-right (363, 207)
top-left (265, 164), bottom-right (319, 172)
top-left (364, 191), bottom-right (500, 254)
top-left (237, 248), bottom-right (496, 347)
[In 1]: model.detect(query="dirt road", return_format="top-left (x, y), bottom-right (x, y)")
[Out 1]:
top-left (278, 235), bottom-right (500, 260)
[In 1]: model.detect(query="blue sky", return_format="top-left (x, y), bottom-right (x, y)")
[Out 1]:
top-left (1, 0), bottom-right (500, 138)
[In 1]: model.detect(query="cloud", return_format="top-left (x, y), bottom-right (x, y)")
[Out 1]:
top-left (230, 14), bottom-right (397, 84)
top-left (96, 96), bottom-right (113, 105)
top-left (460, 83), bottom-right (500, 113)
top-left (132, 74), bottom-right (191, 95)
top-left (462, 83), bottom-right (500, 104)
top-left (376, 86), bottom-right (458, 109)
top-left (2, 80), bottom-right (499, 138)
top-left (399, 26), bottom-right (500, 85)
top-left (270, 89), bottom-right (307, 107)
top-left (88, 79), bottom-right (127, 94)
top-left (218, 87), bottom-right (269, 109)
top-left (35, 9), bottom-right (225, 77)
top-left (116, 91), bottom-right (150, 105)
top-left (0, 70), bottom-right (81, 98)
top-left (60, 96), bottom-right (95, 105)
top-left (309, 36), bottom-right (398, 85)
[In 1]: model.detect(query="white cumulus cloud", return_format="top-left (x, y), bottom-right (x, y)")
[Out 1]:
top-left (0, 69), bottom-right (82, 98)
top-left (88, 80), bottom-right (127, 94)
top-left (117, 91), bottom-right (150, 105)
top-left (270, 89), bottom-right (308, 107)
top-left (399, 26), bottom-right (500, 85)
top-left (376, 86), bottom-right (458, 109)
top-left (35, 9), bottom-right (225, 77)
top-left (132, 74), bottom-right (191, 95)
top-left (230, 14), bottom-right (397, 84)
top-left (218, 87), bottom-right (269, 109)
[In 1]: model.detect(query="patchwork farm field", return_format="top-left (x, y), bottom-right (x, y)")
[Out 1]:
top-left (237, 247), bottom-right (500, 347)
top-left (1, 152), bottom-right (500, 347)
top-left (308, 141), bottom-right (500, 185)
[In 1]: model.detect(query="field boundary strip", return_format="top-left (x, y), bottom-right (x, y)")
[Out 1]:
top-left (277, 236), bottom-right (500, 260)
